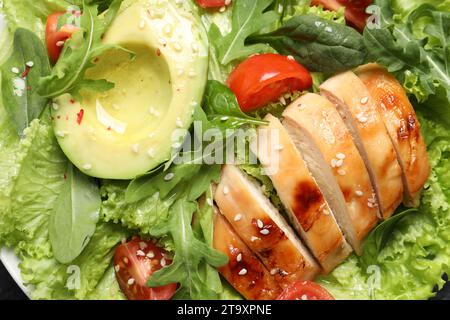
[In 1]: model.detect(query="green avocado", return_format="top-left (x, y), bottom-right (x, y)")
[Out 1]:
top-left (52, 0), bottom-right (208, 179)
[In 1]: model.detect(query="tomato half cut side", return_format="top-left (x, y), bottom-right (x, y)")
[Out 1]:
top-left (45, 12), bottom-right (79, 64)
top-left (196, 0), bottom-right (229, 8)
top-left (277, 281), bottom-right (335, 300)
top-left (114, 237), bottom-right (177, 300)
top-left (311, 0), bottom-right (373, 32)
top-left (227, 53), bottom-right (312, 112)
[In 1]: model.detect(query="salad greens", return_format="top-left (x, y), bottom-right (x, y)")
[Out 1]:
top-left (0, 0), bottom-right (450, 301)
top-left (363, 0), bottom-right (450, 103)
top-left (49, 163), bottom-right (101, 264)
top-left (1, 28), bottom-right (50, 135)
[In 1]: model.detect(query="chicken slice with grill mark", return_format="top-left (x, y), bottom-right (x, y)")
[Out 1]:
top-left (356, 63), bottom-right (431, 207)
top-left (214, 165), bottom-right (320, 287)
top-left (320, 71), bottom-right (403, 219)
top-left (213, 209), bottom-right (283, 300)
top-left (282, 93), bottom-right (380, 254)
top-left (252, 114), bottom-right (352, 273)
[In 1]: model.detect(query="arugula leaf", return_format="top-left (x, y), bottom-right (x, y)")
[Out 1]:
top-left (38, 0), bottom-right (128, 99)
top-left (250, 14), bottom-right (367, 73)
top-left (361, 208), bottom-right (418, 270)
top-left (203, 80), bottom-right (268, 129)
top-left (363, 0), bottom-right (450, 102)
top-left (1, 28), bottom-right (50, 135)
top-left (49, 163), bottom-right (101, 264)
top-left (147, 199), bottom-right (228, 300)
top-left (210, 0), bottom-right (279, 65)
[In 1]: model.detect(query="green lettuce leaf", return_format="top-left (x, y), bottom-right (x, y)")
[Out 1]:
top-left (87, 265), bottom-right (126, 300)
top-left (318, 113), bottom-right (450, 300)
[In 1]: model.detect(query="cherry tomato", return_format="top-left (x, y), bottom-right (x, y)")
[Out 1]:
top-left (114, 237), bottom-right (177, 300)
top-left (311, 0), bottom-right (372, 32)
top-left (227, 53), bottom-right (312, 112)
top-left (277, 281), bottom-right (335, 300)
top-left (45, 12), bottom-right (79, 64)
top-left (196, 0), bottom-right (229, 8)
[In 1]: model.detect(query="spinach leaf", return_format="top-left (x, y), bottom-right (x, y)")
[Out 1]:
top-left (250, 14), bottom-right (367, 73)
top-left (210, 0), bottom-right (279, 65)
top-left (361, 208), bottom-right (418, 269)
top-left (363, 0), bottom-right (450, 103)
top-left (49, 163), bottom-right (101, 264)
top-left (147, 199), bottom-right (228, 300)
top-left (203, 80), bottom-right (267, 130)
top-left (38, 0), bottom-right (129, 99)
top-left (1, 28), bottom-right (50, 135)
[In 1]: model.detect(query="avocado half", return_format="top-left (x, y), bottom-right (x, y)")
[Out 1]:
top-left (52, 0), bottom-right (209, 179)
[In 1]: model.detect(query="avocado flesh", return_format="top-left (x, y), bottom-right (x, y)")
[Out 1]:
top-left (53, 0), bottom-right (208, 179)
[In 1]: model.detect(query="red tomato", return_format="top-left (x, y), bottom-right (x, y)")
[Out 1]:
top-left (277, 281), bottom-right (335, 300)
top-left (311, 0), bottom-right (373, 32)
top-left (196, 0), bottom-right (229, 8)
top-left (114, 237), bottom-right (177, 300)
top-left (227, 53), bottom-right (312, 112)
top-left (45, 12), bottom-right (79, 64)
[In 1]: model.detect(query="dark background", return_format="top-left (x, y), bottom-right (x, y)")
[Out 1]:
top-left (1, 260), bottom-right (449, 300)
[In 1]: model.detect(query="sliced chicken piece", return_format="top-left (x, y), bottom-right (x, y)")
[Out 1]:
top-left (213, 209), bottom-right (282, 300)
top-left (282, 93), bottom-right (380, 255)
top-left (356, 63), bottom-right (431, 207)
top-left (252, 114), bottom-right (352, 273)
top-left (320, 71), bottom-right (404, 219)
top-left (214, 165), bottom-right (320, 287)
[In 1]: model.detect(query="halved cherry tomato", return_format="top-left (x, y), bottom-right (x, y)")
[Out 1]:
top-left (227, 53), bottom-right (312, 112)
top-left (311, 0), bottom-right (373, 32)
top-left (45, 12), bottom-right (79, 64)
top-left (277, 281), bottom-right (335, 300)
top-left (196, 0), bottom-right (229, 8)
top-left (114, 237), bottom-right (177, 300)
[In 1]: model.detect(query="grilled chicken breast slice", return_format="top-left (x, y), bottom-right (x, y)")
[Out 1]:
top-left (214, 165), bottom-right (320, 287)
top-left (213, 209), bottom-right (282, 300)
top-left (356, 63), bottom-right (431, 207)
top-left (253, 114), bottom-right (352, 273)
top-left (320, 71), bottom-right (403, 219)
top-left (282, 93), bottom-right (380, 254)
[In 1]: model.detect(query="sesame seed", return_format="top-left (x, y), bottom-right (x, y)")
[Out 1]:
top-left (223, 185), bottom-right (229, 195)
top-left (331, 159), bottom-right (337, 168)
top-left (336, 153), bottom-right (346, 160)
top-left (279, 96), bottom-right (286, 105)
top-left (270, 268), bottom-right (278, 275)
top-left (335, 159), bottom-right (344, 168)
top-left (147, 251), bottom-right (155, 258)
top-left (114, 265), bottom-right (120, 272)
top-left (325, 26), bottom-right (333, 33)
top-left (206, 198), bottom-right (214, 206)
top-left (275, 144), bottom-right (284, 151)
top-left (83, 164), bottom-right (92, 171)
top-left (287, 55), bottom-right (295, 61)
top-left (26, 61), bottom-right (34, 68)
top-left (56, 40), bottom-right (65, 47)
top-left (360, 97), bottom-right (369, 104)
top-left (123, 257), bottom-right (129, 264)
top-left (136, 250), bottom-right (145, 257)
top-left (164, 173), bottom-right (174, 181)
top-left (161, 258), bottom-right (167, 267)
top-left (338, 169), bottom-right (346, 176)
top-left (234, 214), bottom-right (242, 222)
top-left (257, 219), bottom-right (264, 229)
top-left (368, 202), bottom-right (375, 208)
top-left (357, 112), bottom-right (368, 123)
top-left (260, 229), bottom-right (270, 235)
top-left (131, 143), bottom-right (140, 153)
top-left (219, 6), bottom-right (226, 12)
top-left (301, 294), bottom-right (308, 300)
top-left (56, 130), bottom-right (67, 138)
top-left (139, 242), bottom-right (148, 250)
top-left (236, 253), bottom-right (242, 262)
top-left (238, 268), bottom-right (248, 276)
top-left (225, 0), bottom-right (232, 4)
top-left (127, 278), bottom-right (135, 285)
top-left (220, 116), bottom-right (229, 121)
top-left (11, 67), bottom-right (19, 74)
top-left (52, 102), bottom-right (59, 111)
top-left (356, 190), bottom-right (364, 197)
top-left (251, 236), bottom-right (260, 242)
